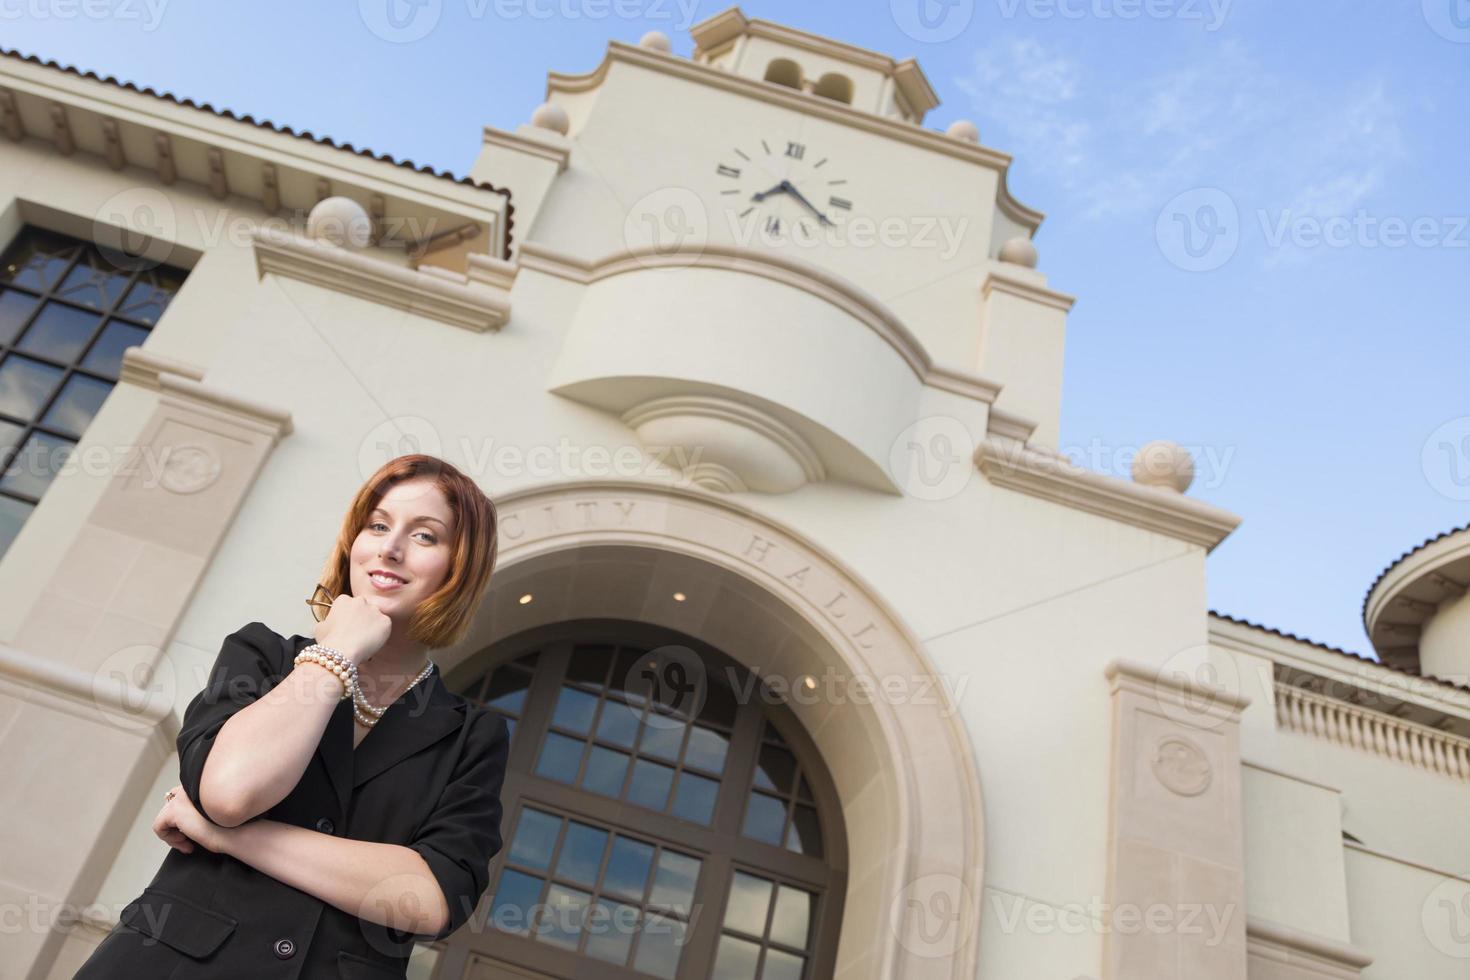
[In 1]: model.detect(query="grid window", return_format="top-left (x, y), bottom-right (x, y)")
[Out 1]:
top-left (712, 870), bottom-right (818, 980)
top-left (488, 805), bottom-right (703, 978)
top-left (532, 643), bottom-right (737, 827)
top-left (0, 226), bottom-right (187, 559)
top-left (741, 723), bottom-right (823, 857)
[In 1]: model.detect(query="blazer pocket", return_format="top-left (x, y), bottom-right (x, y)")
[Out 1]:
top-left (118, 886), bottom-right (237, 959)
top-left (337, 950), bottom-right (405, 978)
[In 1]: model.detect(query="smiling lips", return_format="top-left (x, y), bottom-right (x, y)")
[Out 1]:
top-left (367, 570), bottom-right (408, 591)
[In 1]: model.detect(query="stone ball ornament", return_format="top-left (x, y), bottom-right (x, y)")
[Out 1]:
top-left (946, 119), bottom-right (980, 143)
top-left (998, 236), bottom-right (1038, 268)
top-left (1131, 439), bottom-right (1196, 494)
top-left (639, 30), bottom-right (672, 51)
top-left (306, 196), bottom-right (372, 249)
top-left (530, 102), bottom-right (570, 135)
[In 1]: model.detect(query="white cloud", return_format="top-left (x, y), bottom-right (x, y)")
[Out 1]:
top-left (952, 38), bottom-right (1405, 234)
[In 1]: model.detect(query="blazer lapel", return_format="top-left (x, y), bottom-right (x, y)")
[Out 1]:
top-left (351, 664), bottom-right (464, 788)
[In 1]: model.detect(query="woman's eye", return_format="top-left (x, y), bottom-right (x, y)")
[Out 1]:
top-left (417, 532), bottom-right (437, 544)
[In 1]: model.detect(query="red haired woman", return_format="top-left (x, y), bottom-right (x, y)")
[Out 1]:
top-left (76, 454), bottom-right (508, 979)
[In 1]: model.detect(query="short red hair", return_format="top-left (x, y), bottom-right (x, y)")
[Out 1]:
top-left (317, 454), bottom-right (498, 649)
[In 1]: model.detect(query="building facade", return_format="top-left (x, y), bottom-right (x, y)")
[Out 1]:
top-left (0, 7), bottom-right (1466, 979)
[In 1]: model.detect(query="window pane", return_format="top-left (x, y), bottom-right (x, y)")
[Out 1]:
top-left (700, 678), bottom-right (738, 728)
top-left (648, 850), bottom-right (699, 916)
top-left (15, 303), bottom-right (101, 362)
top-left (550, 685), bottom-right (598, 735)
top-left (0, 419), bottom-right (23, 460)
top-left (0, 355), bottom-right (64, 419)
top-left (40, 374), bottom-right (111, 438)
top-left (583, 899), bottom-right (636, 966)
top-left (535, 732), bottom-right (584, 783)
top-left (670, 772), bottom-right (718, 825)
top-left (582, 746), bottom-right (629, 798)
top-left (567, 644), bottom-right (613, 687)
top-left (58, 259), bottom-right (130, 311)
top-left (0, 494), bottom-right (33, 558)
top-left (631, 913), bottom-right (685, 979)
top-left (723, 871), bottom-right (772, 937)
top-left (0, 290), bottom-right (38, 345)
top-left (484, 666), bottom-right (531, 716)
top-left (2, 234), bottom-right (74, 290)
top-left (770, 885), bottom-right (815, 949)
top-left (1, 432), bottom-right (73, 498)
top-left (712, 934), bottom-right (761, 980)
top-left (639, 716), bottom-right (685, 762)
top-left (79, 320), bottom-right (148, 379)
top-left (594, 699), bottom-right (640, 748)
top-left (508, 808), bottom-right (561, 871)
top-left (685, 724), bottom-right (729, 774)
top-left (488, 869), bottom-right (543, 936)
top-left (786, 804), bottom-right (822, 857)
top-left (753, 744), bottom-right (797, 794)
top-left (554, 822), bottom-right (607, 888)
top-left (116, 273), bottom-right (181, 325)
top-left (535, 884), bottom-right (589, 950)
top-left (627, 758), bottom-right (674, 810)
top-left (763, 948), bottom-right (806, 980)
top-left (741, 792), bottom-right (787, 846)
top-left (603, 836), bottom-right (654, 902)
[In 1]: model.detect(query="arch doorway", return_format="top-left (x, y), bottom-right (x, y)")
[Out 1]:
top-left (430, 619), bottom-right (847, 979)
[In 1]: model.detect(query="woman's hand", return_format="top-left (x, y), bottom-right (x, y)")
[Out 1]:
top-left (314, 594), bottom-right (392, 666)
top-left (153, 785), bottom-right (232, 855)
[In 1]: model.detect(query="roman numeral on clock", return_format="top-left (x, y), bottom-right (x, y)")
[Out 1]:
top-left (716, 164), bottom-right (741, 179)
top-left (785, 141), bottom-right (806, 160)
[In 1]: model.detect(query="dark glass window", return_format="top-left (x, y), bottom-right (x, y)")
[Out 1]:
top-left (0, 226), bottom-right (187, 559)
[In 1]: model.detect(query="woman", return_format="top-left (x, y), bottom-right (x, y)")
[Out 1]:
top-left (75, 454), bottom-right (510, 979)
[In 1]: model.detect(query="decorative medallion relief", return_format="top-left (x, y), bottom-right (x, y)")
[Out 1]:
top-left (1151, 734), bottom-right (1212, 797)
top-left (159, 444), bottom-right (222, 495)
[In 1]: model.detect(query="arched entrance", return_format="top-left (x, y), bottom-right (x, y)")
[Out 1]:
top-left (428, 482), bottom-right (985, 978)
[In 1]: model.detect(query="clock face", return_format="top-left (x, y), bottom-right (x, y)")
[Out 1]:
top-left (714, 138), bottom-right (853, 244)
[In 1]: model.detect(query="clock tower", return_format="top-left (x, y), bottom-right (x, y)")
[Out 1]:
top-left (471, 5), bottom-right (1075, 469)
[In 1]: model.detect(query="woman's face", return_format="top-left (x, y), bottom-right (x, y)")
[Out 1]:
top-left (348, 477), bottom-right (456, 625)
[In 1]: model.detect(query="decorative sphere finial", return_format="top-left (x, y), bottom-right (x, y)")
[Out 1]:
top-left (530, 102), bottom-right (569, 135)
top-left (306, 196), bottom-right (372, 249)
top-left (1132, 440), bottom-right (1196, 494)
top-left (639, 30), bottom-right (672, 51)
top-left (998, 236), bottom-right (1038, 268)
top-left (946, 119), bottom-right (980, 143)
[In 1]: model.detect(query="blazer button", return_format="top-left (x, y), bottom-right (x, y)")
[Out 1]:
top-left (273, 937), bottom-right (296, 959)
top-left (315, 817), bottom-right (335, 834)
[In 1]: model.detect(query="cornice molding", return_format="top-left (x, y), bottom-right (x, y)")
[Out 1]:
top-left (118, 347), bottom-right (206, 390)
top-left (981, 267), bottom-right (1077, 312)
top-left (975, 437), bottom-right (1241, 551)
top-left (1105, 656), bottom-right (1253, 716)
top-left (253, 227), bottom-right (511, 333)
top-left (517, 239), bottom-right (1004, 404)
top-left (480, 124), bottom-right (571, 173)
top-left (545, 41), bottom-right (1044, 231)
top-left (1245, 916), bottom-right (1374, 974)
top-left (155, 373), bottom-right (293, 440)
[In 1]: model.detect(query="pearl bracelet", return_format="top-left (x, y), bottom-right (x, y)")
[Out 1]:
top-left (295, 643), bottom-right (359, 701)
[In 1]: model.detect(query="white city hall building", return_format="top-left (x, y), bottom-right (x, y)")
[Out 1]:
top-left (0, 8), bottom-right (1466, 980)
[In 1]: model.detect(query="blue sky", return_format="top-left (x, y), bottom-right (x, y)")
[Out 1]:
top-left (6, 0), bottom-right (1466, 657)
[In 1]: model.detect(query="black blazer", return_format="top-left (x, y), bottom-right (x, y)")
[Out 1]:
top-left (74, 622), bottom-right (510, 980)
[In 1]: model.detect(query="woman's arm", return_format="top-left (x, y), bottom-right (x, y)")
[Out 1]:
top-left (225, 820), bottom-right (452, 937)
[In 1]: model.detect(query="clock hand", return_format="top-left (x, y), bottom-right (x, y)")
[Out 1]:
top-left (751, 181), bottom-right (787, 203)
top-left (780, 180), bottom-right (834, 226)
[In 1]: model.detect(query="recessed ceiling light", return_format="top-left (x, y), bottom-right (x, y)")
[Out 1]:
top-left (518, 593), bottom-right (533, 604)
